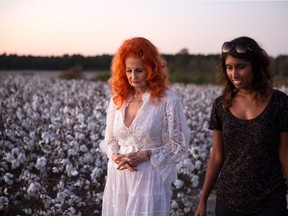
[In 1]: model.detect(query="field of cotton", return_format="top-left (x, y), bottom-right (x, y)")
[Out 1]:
top-left (0, 75), bottom-right (287, 216)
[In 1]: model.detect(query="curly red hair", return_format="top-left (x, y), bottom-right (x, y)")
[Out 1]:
top-left (109, 37), bottom-right (168, 109)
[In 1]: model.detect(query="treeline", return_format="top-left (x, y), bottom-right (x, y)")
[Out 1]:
top-left (1, 52), bottom-right (288, 83)
top-left (0, 54), bottom-right (112, 71)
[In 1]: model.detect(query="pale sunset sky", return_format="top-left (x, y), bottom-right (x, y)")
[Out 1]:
top-left (1, 0), bottom-right (288, 57)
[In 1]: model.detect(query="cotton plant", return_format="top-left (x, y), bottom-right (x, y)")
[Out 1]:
top-left (1, 75), bottom-right (287, 215)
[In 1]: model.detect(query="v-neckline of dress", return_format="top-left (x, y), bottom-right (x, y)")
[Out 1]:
top-left (123, 92), bottom-right (148, 129)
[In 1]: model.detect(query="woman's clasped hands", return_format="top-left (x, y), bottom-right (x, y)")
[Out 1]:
top-left (111, 150), bottom-right (151, 172)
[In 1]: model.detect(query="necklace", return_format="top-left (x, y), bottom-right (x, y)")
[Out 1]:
top-left (134, 95), bottom-right (143, 103)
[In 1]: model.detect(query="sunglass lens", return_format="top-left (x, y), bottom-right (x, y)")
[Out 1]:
top-left (235, 43), bottom-right (249, 53)
top-left (222, 42), bottom-right (234, 53)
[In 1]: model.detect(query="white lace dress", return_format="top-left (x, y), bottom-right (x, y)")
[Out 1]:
top-left (99, 90), bottom-right (189, 216)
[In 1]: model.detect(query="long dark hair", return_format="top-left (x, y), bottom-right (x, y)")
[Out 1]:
top-left (217, 36), bottom-right (273, 108)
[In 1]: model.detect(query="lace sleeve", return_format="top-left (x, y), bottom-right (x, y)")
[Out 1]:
top-left (150, 95), bottom-right (190, 167)
top-left (99, 98), bottom-right (120, 158)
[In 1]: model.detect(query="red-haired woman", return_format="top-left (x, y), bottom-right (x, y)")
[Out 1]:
top-left (100, 37), bottom-right (189, 216)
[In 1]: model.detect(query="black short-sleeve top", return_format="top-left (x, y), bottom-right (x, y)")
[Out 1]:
top-left (209, 89), bottom-right (288, 214)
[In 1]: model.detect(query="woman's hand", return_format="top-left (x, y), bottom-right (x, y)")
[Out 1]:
top-left (126, 150), bottom-right (151, 167)
top-left (111, 153), bottom-right (137, 172)
top-left (111, 150), bottom-right (151, 172)
top-left (194, 201), bottom-right (207, 216)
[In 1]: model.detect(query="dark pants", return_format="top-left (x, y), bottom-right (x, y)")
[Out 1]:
top-left (215, 198), bottom-right (287, 216)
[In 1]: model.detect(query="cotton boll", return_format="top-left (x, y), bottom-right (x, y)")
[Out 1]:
top-left (80, 144), bottom-right (88, 153)
top-left (48, 124), bottom-right (58, 130)
top-left (20, 170), bottom-right (30, 182)
top-left (69, 140), bottom-right (78, 147)
top-left (68, 148), bottom-right (77, 157)
top-left (23, 208), bottom-right (32, 215)
top-left (25, 140), bottom-right (35, 151)
top-left (173, 179), bottom-right (184, 189)
top-left (61, 159), bottom-right (68, 166)
top-left (18, 152), bottom-right (27, 164)
top-left (87, 122), bottom-right (96, 131)
top-left (67, 194), bottom-right (81, 207)
top-left (194, 160), bottom-right (202, 170)
top-left (11, 147), bottom-right (20, 156)
top-left (11, 159), bottom-right (20, 169)
top-left (4, 152), bottom-right (14, 163)
top-left (171, 200), bottom-right (179, 209)
top-left (90, 133), bottom-right (99, 141)
top-left (74, 179), bottom-right (84, 189)
top-left (71, 169), bottom-right (79, 177)
top-left (84, 180), bottom-right (91, 190)
top-left (32, 112), bottom-right (40, 121)
top-left (90, 167), bottom-right (103, 182)
top-left (83, 154), bottom-right (93, 163)
top-left (182, 158), bottom-right (193, 169)
top-left (41, 132), bottom-right (50, 144)
top-left (41, 195), bottom-right (52, 209)
top-left (66, 164), bottom-right (79, 177)
top-left (52, 167), bottom-right (60, 173)
top-left (78, 133), bottom-right (86, 141)
top-left (192, 175), bottom-right (199, 188)
top-left (16, 108), bottom-right (24, 120)
top-left (0, 196), bottom-right (9, 210)
top-left (57, 180), bottom-right (65, 191)
top-left (78, 123), bottom-right (87, 130)
top-left (66, 207), bottom-right (76, 214)
top-left (94, 110), bottom-right (103, 119)
top-left (4, 188), bottom-right (9, 195)
top-left (56, 191), bottom-right (68, 205)
top-left (65, 117), bottom-right (74, 126)
top-left (190, 147), bottom-right (200, 159)
top-left (52, 203), bottom-right (63, 213)
top-left (35, 157), bottom-right (47, 171)
top-left (65, 164), bottom-right (73, 177)
top-left (1, 159), bottom-right (9, 174)
top-left (200, 152), bottom-right (207, 160)
top-left (27, 182), bottom-right (39, 197)
top-left (77, 113), bottom-right (85, 123)
top-left (4, 173), bottom-right (13, 185)
top-left (63, 106), bottom-right (69, 114)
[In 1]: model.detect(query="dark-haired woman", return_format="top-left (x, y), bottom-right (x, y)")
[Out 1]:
top-left (195, 36), bottom-right (288, 216)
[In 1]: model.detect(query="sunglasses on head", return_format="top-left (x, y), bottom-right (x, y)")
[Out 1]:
top-left (222, 41), bottom-right (252, 54)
